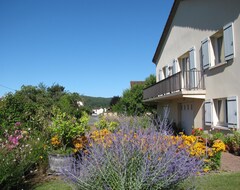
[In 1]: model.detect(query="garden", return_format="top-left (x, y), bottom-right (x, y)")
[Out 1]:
top-left (1, 84), bottom-right (240, 190)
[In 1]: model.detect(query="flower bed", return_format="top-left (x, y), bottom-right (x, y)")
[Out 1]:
top-left (61, 119), bottom-right (205, 189)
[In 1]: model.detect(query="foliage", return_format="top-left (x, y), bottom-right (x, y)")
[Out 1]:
top-left (112, 84), bottom-right (145, 116)
top-left (81, 95), bottom-right (111, 110)
top-left (143, 74), bottom-right (156, 88)
top-left (109, 96), bottom-right (120, 107)
top-left (224, 131), bottom-right (240, 155)
top-left (187, 132), bottom-right (226, 171)
top-left (48, 107), bottom-right (90, 154)
top-left (112, 74), bottom-right (156, 116)
top-left (0, 122), bottom-right (48, 190)
top-left (0, 84), bottom-right (87, 133)
top-left (94, 116), bottom-right (119, 132)
top-left (61, 117), bottom-right (203, 190)
top-left (191, 128), bottom-right (203, 136)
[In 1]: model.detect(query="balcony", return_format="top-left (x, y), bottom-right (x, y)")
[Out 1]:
top-left (143, 70), bottom-right (205, 101)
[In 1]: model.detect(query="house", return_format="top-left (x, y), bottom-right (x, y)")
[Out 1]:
top-left (143, 0), bottom-right (240, 135)
top-left (92, 108), bottom-right (107, 116)
top-left (130, 81), bottom-right (145, 89)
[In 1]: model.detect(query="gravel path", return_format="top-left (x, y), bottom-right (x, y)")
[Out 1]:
top-left (221, 152), bottom-right (240, 172)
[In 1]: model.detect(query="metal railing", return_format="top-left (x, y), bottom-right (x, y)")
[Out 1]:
top-left (143, 70), bottom-right (205, 100)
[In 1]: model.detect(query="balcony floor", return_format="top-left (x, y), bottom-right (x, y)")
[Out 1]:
top-left (143, 89), bottom-right (206, 103)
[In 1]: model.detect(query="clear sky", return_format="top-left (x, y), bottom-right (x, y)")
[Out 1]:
top-left (0, 0), bottom-right (174, 98)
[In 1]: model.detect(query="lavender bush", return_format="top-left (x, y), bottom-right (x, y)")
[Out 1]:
top-left (61, 117), bottom-right (203, 190)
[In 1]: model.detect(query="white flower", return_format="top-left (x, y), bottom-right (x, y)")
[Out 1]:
top-left (37, 138), bottom-right (40, 141)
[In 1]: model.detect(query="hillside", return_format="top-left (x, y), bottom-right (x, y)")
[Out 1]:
top-left (81, 95), bottom-right (112, 109)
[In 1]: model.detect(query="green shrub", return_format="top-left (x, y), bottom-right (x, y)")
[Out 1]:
top-left (48, 107), bottom-right (90, 153)
top-left (225, 131), bottom-right (240, 155)
top-left (95, 116), bottom-right (119, 132)
top-left (0, 123), bottom-right (48, 190)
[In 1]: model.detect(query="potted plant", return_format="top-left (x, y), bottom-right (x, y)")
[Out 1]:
top-left (48, 107), bottom-right (89, 173)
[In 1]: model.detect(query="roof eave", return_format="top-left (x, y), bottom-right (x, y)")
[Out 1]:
top-left (152, 0), bottom-right (181, 64)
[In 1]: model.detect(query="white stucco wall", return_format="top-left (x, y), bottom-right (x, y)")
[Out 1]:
top-left (155, 0), bottom-right (240, 130)
top-left (156, 0), bottom-right (240, 85)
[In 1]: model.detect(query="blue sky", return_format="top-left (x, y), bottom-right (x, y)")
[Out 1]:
top-left (0, 0), bottom-right (174, 98)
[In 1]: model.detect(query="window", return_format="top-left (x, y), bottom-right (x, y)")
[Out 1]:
top-left (201, 22), bottom-right (234, 69)
top-left (163, 66), bottom-right (169, 78)
top-left (158, 69), bottom-right (163, 81)
top-left (214, 99), bottom-right (227, 125)
top-left (210, 31), bottom-right (225, 65)
top-left (179, 47), bottom-right (197, 89)
top-left (204, 96), bottom-right (238, 128)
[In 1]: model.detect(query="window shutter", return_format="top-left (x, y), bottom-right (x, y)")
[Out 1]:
top-left (164, 66), bottom-right (169, 78)
top-left (205, 100), bottom-right (212, 126)
top-left (172, 59), bottom-right (180, 74)
top-left (227, 96), bottom-right (238, 128)
top-left (189, 47), bottom-right (197, 88)
top-left (201, 38), bottom-right (210, 69)
top-left (159, 69), bottom-right (163, 81)
top-left (224, 23), bottom-right (234, 61)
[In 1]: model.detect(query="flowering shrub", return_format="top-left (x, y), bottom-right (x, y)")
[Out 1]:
top-left (61, 118), bottom-right (203, 189)
top-left (0, 122), bottom-right (47, 189)
top-left (191, 128), bottom-right (203, 136)
top-left (182, 132), bottom-right (226, 171)
top-left (48, 107), bottom-right (90, 154)
top-left (225, 131), bottom-right (240, 155)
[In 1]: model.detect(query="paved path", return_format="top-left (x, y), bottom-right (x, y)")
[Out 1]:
top-left (221, 152), bottom-right (240, 172)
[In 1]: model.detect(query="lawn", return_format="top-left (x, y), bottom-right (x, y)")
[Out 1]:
top-left (34, 179), bottom-right (74, 190)
top-left (194, 172), bottom-right (240, 190)
top-left (34, 172), bottom-right (240, 190)
top-left (181, 171), bottom-right (240, 190)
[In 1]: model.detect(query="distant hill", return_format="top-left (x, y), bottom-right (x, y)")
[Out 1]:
top-left (81, 95), bottom-right (112, 109)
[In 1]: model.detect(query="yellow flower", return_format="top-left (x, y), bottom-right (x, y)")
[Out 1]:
top-left (51, 135), bottom-right (61, 146)
top-left (203, 166), bottom-right (210, 172)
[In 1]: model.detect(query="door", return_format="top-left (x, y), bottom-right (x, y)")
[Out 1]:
top-left (181, 103), bottom-right (194, 135)
top-left (181, 57), bottom-right (190, 89)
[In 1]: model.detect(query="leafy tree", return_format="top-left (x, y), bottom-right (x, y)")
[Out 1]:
top-left (0, 84), bottom-right (88, 130)
top-left (110, 96), bottom-right (121, 107)
top-left (112, 74), bottom-right (156, 116)
top-left (144, 74), bottom-right (156, 88)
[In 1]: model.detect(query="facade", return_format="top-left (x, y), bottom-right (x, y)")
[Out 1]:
top-left (143, 0), bottom-right (240, 134)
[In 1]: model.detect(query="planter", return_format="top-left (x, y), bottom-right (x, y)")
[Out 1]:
top-left (48, 153), bottom-right (74, 174)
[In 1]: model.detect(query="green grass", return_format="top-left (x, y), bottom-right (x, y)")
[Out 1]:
top-left (33, 179), bottom-right (74, 190)
top-left (34, 172), bottom-right (240, 190)
top-left (181, 172), bottom-right (240, 190)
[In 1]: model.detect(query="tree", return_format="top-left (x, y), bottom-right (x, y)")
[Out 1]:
top-left (144, 74), bottom-right (156, 88)
top-left (110, 96), bottom-right (121, 107)
top-left (112, 74), bottom-right (156, 116)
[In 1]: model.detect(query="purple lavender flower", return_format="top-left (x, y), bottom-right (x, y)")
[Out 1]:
top-left (61, 116), bottom-right (203, 189)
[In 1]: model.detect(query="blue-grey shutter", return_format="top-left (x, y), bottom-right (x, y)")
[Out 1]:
top-left (159, 69), bottom-right (163, 81)
top-left (165, 66), bottom-right (169, 78)
top-left (205, 100), bottom-right (212, 126)
top-left (224, 23), bottom-right (234, 61)
top-left (227, 96), bottom-right (238, 128)
top-left (189, 47), bottom-right (197, 89)
top-left (201, 38), bottom-right (210, 69)
top-left (172, 59), bottom-right (180, 74)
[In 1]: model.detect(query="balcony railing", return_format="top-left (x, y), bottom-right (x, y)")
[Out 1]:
top-left (143, 70), bottom-right (205, 100)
